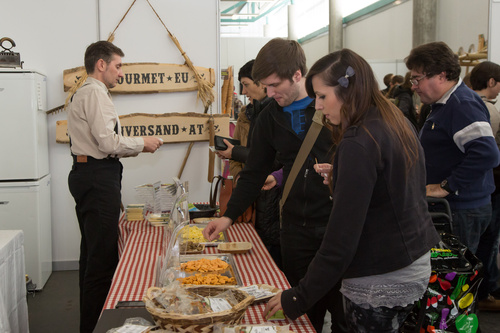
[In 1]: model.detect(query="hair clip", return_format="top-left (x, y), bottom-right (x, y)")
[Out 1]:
top-left (338, 66), bottom-right (355, 88)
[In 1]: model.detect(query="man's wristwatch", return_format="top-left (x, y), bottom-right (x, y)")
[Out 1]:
top-left (440, 179), bottom-right (453, 193)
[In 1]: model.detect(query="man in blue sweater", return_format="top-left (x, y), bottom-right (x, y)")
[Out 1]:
top-left (405, 42), bottom-right (500, 304)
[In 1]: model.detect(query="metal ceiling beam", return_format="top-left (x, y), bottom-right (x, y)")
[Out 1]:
top-left (221, 0), bottom-right (289, 24)
top-left (221, 1), bottom-right (247, 14)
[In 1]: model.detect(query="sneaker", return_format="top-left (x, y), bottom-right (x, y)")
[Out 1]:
top-left (478, 294), bottom-right (500, 311)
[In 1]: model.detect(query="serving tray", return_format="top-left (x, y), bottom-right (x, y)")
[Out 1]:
top-left (192, 217), bottom-right (217, 224)
top-left (217, 242), bottom-right (252, 254)
top-left (181, 224), bottom-right (227, 246)
top-left (178, 253), bottom-right (243, 286)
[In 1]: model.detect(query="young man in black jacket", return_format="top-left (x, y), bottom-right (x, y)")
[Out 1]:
top-left (215, 59), bottom-right (281, 268)
top-left (203, 38), bottom-right (346, 333)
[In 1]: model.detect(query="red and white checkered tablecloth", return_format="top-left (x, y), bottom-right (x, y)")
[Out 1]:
top-left (103, 213), bottom-right (315, 333)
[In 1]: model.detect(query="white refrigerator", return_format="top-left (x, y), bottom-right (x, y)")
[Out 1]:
top-left (0, 69), bottom-right (52, 290)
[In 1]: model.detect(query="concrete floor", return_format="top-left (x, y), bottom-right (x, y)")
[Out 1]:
top-left (27, 270), bottom-right (79, 333)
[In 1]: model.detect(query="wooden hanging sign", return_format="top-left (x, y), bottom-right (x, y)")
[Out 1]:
top-left (63, 62), bottom-right (215, 93)
top-left (56, 112), bottom-right (229, 144)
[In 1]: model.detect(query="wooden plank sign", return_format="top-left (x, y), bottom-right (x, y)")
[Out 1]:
top-left (63, 63), bottom-right (215, 93)
top-left (56, 112), bottom-right (229, 144)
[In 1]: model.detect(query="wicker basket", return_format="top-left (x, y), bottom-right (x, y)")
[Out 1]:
top-left (144, 286), bottom-right (254, 332)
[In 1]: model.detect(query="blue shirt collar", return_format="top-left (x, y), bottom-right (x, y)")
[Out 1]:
top-left (283, 96), bottom-right (313, 112)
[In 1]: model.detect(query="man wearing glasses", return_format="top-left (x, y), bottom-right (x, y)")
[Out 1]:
top-left (405, 41), bottom-right (500, 303)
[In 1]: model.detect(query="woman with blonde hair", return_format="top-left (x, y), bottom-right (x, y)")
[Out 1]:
top-left (264, 49), bottom-right (440, 332)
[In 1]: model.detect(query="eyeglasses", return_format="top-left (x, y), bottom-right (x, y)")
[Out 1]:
top-left (410, 75), bottom-right (427, 86)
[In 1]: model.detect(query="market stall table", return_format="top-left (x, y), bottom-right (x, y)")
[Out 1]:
top-left (102, 213), bottom-right (315, 332)
top-left (0, 230), bottom-right (29, 333)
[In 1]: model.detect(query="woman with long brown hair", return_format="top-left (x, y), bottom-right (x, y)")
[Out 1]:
top-left (264, 49), bottom-right (440, 332)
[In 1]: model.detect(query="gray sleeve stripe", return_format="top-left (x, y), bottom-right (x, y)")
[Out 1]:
top-left (453, 121), bottom-right (494, 153)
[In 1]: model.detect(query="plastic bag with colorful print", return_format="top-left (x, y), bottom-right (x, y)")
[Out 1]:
top-left (400, 233), bottom-right (483, 333)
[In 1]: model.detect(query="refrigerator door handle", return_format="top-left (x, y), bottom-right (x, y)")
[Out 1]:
top-left (0, 201), bottom-right (9, 205)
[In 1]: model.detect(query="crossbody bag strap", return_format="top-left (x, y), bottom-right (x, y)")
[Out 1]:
top-left (279, 110), bottom-right (323, 222)
top-left (210, 175), bottom-right (224, 208)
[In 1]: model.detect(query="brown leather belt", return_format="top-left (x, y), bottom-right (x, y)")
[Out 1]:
top-left (76, 155), bottom-right (88, 163)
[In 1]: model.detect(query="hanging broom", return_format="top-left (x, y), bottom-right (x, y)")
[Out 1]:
top-left (146, 0), bottom-right (214, 109)
top-left (225, 66), bottom-right (234, 115)
top-left (144, 0), bottom-right (217, 181)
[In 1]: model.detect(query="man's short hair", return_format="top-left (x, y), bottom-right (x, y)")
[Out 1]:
top-left (383, 73), bottom-right (393, 87)
top-left (405, 41), bottom-right (460, 81)
top-left (84, 41), bottom-right (124, 74)
top-left (252, 38), bottom-right (307, 82)
top-left (470, 61), bottom-right (500, 91)
top-left (463, 72), bottom-right (472, 89)
top-left (391, 75), bottom-right (404, 85)
top-left (238, 59), bottom-right (255, 82)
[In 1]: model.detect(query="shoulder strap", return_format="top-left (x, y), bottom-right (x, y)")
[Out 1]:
top-left (279, 110), bottom-right (323, 217)
top-left (210, 175), bottom-right (224, 208)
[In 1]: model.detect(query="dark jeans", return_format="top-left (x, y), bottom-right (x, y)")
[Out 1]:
top-left (281, 222), bottom-right (348, 333)
top-left (450, 203), bottom-right (492, 253)
top-left (68, 158), bottom-right (122, 333)
top-left (344, 297), bottom-right (414, 333)
top-left (451, 203), bottom-right (492, 300)
top-left (476, 195), bottom-right (500, 297)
